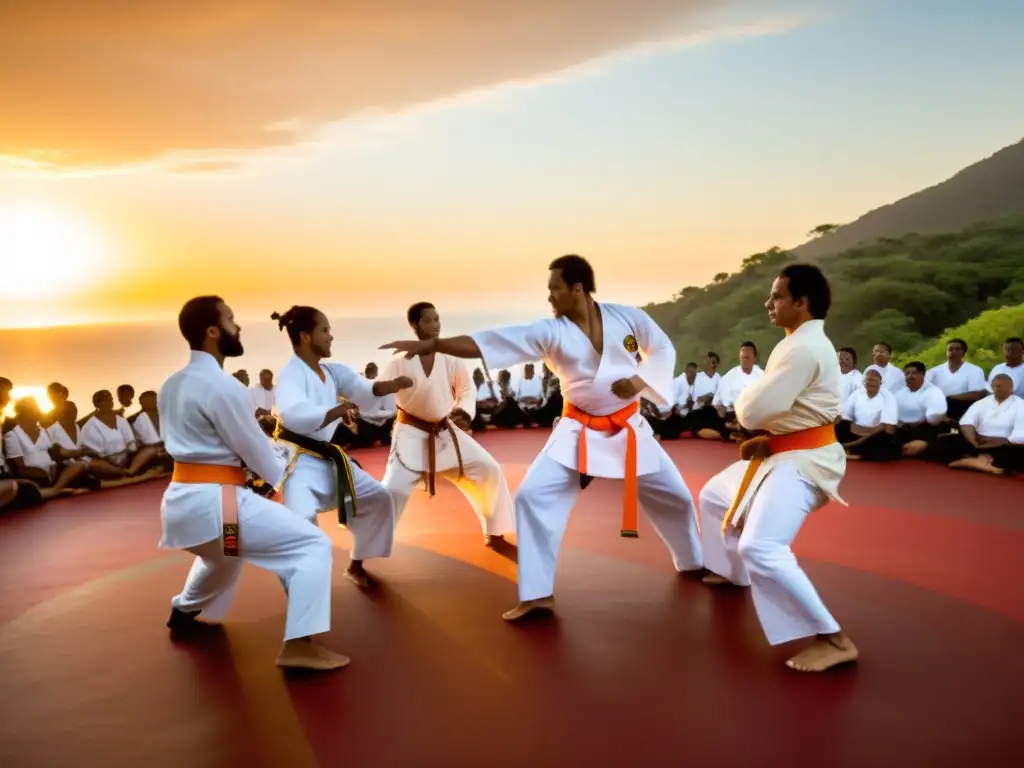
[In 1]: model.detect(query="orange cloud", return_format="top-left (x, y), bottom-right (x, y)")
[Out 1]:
top-left (1, 0), bottom-right (735, 169)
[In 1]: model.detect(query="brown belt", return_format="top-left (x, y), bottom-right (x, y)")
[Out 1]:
top-left (396, 408), bottom-right (465, 496)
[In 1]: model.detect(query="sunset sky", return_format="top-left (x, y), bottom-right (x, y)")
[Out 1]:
top-left (1, 0), bottom-right (1022, 329)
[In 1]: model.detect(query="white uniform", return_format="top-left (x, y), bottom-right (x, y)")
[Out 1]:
top-left (274, 355), bottom-right (396, 561)
top-left (3, 425), bottom-right (57, 481)
top-left (47, 421), bottom-right (91, 465)
top-left (381, 353), bottom-right (514, 536)
top-left (470, 302), bottom-right (703, 602)
top-left (698, 319), bottom-right (846, 646)
top-left (159, 351), bottom-right (333, 641)
top-left (80, 413), bottom-right (136, 467)
top-left (132, 411), bottom-right (162, 446)
top-left (712, 365), bottom-right (764, 410)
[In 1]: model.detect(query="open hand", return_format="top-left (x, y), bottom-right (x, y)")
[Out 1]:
top-left (380, 339), bottom-right (432, 359)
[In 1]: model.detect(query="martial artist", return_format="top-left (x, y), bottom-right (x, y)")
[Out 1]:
top-left (382, 254), bottom-right (703, 620)
top-left (381, 302), bottom-right (514, 545)
top-left (160, 295), bottom-right (347, 671)
top-left (272, 305), bottom-right (411, 587)
top-left (697, 264), bottom-right (858, 672)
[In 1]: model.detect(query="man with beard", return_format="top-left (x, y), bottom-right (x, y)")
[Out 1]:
top-left (272, 305), bottom-right (412, 588)
top-left (158, 296), bottom-right (347, 670)
top-left (381, 255), bottom-right (703, 621)
top-left (381, 302), bottom-right (514, 546)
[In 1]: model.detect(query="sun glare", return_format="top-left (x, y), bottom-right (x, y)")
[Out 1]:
top-left (2, 385), bottom-right (54, 420)
top-left (0, 203), bottom-right (111, 300)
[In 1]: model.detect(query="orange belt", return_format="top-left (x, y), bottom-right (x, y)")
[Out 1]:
top-left (562, 400), bottom-right (640, 538)
top-left (720, 423), bottom-right (837, 534)
top-left (396, 408), bottom-right (465, 496)
top-left (171, 462), bottom-right (246, 556)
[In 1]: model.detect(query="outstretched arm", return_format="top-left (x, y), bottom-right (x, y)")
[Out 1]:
top-left (380, 335), bottom-right (482, 359)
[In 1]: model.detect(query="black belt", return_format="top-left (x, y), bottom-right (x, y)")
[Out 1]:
top-left (260, 418), bottom-right (359, 526)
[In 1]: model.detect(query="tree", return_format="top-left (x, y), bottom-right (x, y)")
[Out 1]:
top-left (808, 223), bottom-right (842, 239)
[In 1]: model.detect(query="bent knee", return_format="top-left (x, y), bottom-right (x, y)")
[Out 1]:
top-left (736, 539), bottom-right (790, 575)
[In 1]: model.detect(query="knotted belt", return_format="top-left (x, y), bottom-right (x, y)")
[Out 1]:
top-left (260, 418), bottom-right (359, 527)
top-left (562, 400), bottom-right (640, 538)
top-left (720, 423), bottom-right (838, 534)
top-left (171, 462), bottom-right (247, 556)
top-left (395, 408), bottom-right (465, 496)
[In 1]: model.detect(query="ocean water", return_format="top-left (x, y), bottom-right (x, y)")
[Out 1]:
top-left (0, 310), bottom-right (540, 408)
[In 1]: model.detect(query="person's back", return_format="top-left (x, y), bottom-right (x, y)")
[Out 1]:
top-left (160, 354), bottom-right (248, 469)
top-left (159, 295), bottom-right (348, 672)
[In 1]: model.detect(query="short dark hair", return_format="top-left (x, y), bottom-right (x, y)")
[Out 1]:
top-left (178, 295), bottom-right (225, 351)
top-left (117, 384), bottom-right (134, 397)
top-left (839, 346), bottom-right (858, 364)
top-left (272, 306), bottom-right (321, 347)
top-left (549, 254), bottom-right (596, 293)
top-left (407, 302), bottom-right (435, 327)
top-left (903, 361), bottom-right (926, 375)
top-left (740, 341), bottom-right (758, 357)
top-left (92, 389), bottom-right (111, 408)
top-left (779, 263), bottom-right (831, 319)
top-left (707, 352), bottom-right (720, 363)
top-left (1006, 337), bottom-right (1023, 346)
top-left (685, 361), bottom-right (698, 368)
top-left (874, 341), bottom-right (892, 353)
top-left (946, 338), bottom-right (968, 353)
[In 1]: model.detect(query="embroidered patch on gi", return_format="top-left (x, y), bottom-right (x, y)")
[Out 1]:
top-left (623, 334), bottom-right (638, 353)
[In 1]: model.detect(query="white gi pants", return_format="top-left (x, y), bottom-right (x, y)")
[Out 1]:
top-left (514, 449), bottom-right (703, 602)
top-left (382, 440), bottom-right (515, 536)
top-left (169, 487), bottom-right (334, 641)
top-left (699, 459), bottom-right (841, 645)
top-left (281, 453), bottom-right (396, 561)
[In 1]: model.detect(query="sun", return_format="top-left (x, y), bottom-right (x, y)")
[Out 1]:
top-left (0, 203), bottom-right (111, 301)
top-left (2, 385), bottom-right (54, 420)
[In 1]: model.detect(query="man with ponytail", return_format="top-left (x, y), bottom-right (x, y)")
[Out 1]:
top-left (272, 305), bottom-right (412, 587)
top-left (159, 296), bottom-right (348, 670)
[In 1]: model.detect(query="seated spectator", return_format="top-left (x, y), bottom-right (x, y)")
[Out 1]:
top-left (932, 373), bottom-right (1024, 475)
top-left (836, 366), bottom-right (899, 461)
top-left (3, 397), bottom-right (88, 493)
top-left (893, 361), bottom-right (949, 458)
top-left (489, 369), bottom-right (527, 428)
top-left (838, 347), bottom-right (863, 406)
top-left (924, 338), bottom-right (987, 420)
top-left (698, 342), bottom-right (762, 441)
top-left (132, 391), bottom-right (173, 471)
top-left (80, 389), bottom-right (160, 477)
top-left (515, 363), bottom-right (545, 425)
top-left (985, 336), bottom-right (1024, 396)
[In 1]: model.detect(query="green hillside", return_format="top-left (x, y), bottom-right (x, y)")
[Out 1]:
top-left (891, 304), bottom-right (1024, 371)
top-left (645, 215), bottom-right (1024, 370)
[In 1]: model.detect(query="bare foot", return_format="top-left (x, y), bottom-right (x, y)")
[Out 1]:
top-left (502, 596), bottom-right (555, 621)
top-left (344, 563), bottom-right (374, 588)
top-left (785, 632), bottom-right (859, 672)
top-left (701, 573), bottom-right (736, 586)
top-left (484, 534), bottom-right (504, 548)
top-left (276, 640), bottom-right (350, 671)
